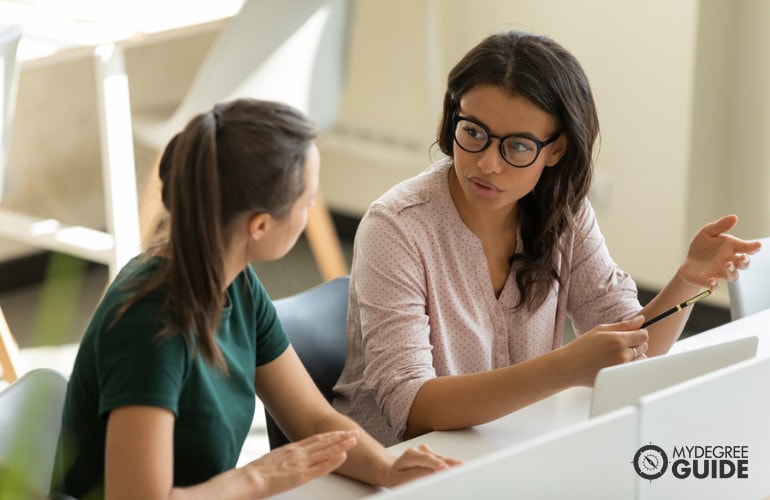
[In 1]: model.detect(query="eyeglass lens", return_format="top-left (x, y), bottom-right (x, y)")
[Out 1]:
top-left (454, 118), bottom-right (541, 167)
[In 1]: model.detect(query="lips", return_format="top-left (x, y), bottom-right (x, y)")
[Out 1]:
top-left (469, 176), bottom-right (501, 192)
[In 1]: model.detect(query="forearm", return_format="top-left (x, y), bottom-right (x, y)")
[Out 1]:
top-left (640, 272), bottom-right (701, 356)
top-left (404, 349), bottom-right (573, 439)
top-left (167, 468), bottom-right (262, 500)
top-left (312, 408), bottom-right (395, 486)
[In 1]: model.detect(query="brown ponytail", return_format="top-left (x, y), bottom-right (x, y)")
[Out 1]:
top-left (120, 99), bottom-right (316, 370)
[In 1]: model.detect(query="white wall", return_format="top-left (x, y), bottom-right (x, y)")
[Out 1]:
top-left (4, 0), bottom-right (769, 307)
top-left (319, 0), bottom-right (770, 306)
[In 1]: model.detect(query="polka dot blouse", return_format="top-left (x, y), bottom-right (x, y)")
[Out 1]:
top-left (332, 158), bottom-right (641, 446)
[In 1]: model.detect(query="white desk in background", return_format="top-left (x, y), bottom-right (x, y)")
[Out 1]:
top-left (275, 309), bottom-right (770, 499)
top-left (670, 307), bottom-right (770, 357)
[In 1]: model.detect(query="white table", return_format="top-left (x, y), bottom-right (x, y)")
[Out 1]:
top-left (276, 308), bottom-right (770, 499)
top-left (635, 356), bottom-right (770, 500)
top-left (273, 386), bottom-right (594, 499)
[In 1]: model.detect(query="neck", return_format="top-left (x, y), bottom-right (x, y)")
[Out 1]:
top-left (222, 234), bottom-right (250, 291)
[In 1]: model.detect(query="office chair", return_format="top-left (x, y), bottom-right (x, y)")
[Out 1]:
top-left (0, 368), bottom-right (68, 497)
top-left (728, 236), bottom-right (770, 320)
top-left (264, 275), bottom-right (350, 449)
top-left (0, 25), bottom-right (141, 281)
top-left (132, 0), bottom-right (351, 281)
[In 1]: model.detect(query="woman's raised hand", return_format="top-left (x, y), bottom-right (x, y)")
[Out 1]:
top-left (679, 214), bottom-right (762, 290)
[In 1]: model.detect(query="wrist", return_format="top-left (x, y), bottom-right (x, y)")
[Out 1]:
top-left (374, 450), bottom-right (398, 487)
top-left (547, 346), bottom-right (578, 391)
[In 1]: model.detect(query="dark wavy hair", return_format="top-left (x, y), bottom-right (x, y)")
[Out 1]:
top-left (436, 30), bottom-right (599, 309)
top-left (123, 98), bottom-right (316, 370)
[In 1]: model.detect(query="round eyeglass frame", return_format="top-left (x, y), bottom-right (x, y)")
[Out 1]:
top-left (452, 115), bottom-right (561, 168)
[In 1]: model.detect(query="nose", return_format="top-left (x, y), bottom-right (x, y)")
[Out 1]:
top-left (476, 138), bottom-right (505, 174)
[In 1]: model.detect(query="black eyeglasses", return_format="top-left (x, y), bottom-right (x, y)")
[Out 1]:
top-left (453, 115), bottom-right (561, 168)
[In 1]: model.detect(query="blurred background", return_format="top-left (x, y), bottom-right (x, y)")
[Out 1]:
top-left (1, 0), bottom-right (769, 364)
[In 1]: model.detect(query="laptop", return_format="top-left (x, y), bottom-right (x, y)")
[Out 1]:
top-left (589, 335), bottom-right (759, 418)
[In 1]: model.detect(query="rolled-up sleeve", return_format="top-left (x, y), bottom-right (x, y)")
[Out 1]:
top-left (354, 202), bottom-right (437, 437)
top-left (566, 200), bottom-right (642, 334)
top-left (333, 163), bottom-right (642, 446)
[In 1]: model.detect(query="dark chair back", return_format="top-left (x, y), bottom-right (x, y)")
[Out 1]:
top-left (265, 276), bottom-right (350, 448)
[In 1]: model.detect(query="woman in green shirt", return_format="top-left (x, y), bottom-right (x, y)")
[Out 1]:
top-left (53, 98), bottom-right (459, 499)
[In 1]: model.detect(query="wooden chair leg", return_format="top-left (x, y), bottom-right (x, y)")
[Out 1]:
top-left (0, 305), bottom-right (20, 383)
top-left (305, 192), bottom-right (348, 281)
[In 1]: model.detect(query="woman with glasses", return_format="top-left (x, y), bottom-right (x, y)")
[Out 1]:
top-left (332, 30), bottom-right (760, 446)
top-left (51, 98), bottom-right (459, 500)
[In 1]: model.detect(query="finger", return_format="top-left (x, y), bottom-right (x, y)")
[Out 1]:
top-left (295, 430), bottom-right (358, 454)
top-left (282, 434), bottom-right (357, 472)
top-left (624, 315), bottom-right (645, 328)
top-left (309, 449), bottom-right (350, 470)
top-left (415, 443), bottom-right (463, 465)
top-left (303, 440), bottom-right (357, 471)
top-left (623, 328), bottom-right (649, 347)
top-left (310, 435), bottom-right (358, 459)
top-left (632, 341), bottom-right (649, 358)
top-left (387, 452), bottom-right (461, 486)
top-left (599, 315), bottom-right (644, 332)
top-left (742, 240), bottom-right (763, 255)
top-left (703, 214), bottom-right (738, 237)
top-left (736, 253), bottom-right (750, 270)
top-left (414, 444), bottom-right (463, 468)
top-left (396, 445), bottom-right (459, 471)
top-left (724, 260), bottom-right (739, 281)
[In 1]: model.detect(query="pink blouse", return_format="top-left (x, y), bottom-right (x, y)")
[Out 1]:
top-left (332, 158), bottom-right (641, 445)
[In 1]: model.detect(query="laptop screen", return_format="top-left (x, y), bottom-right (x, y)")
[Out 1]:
top-left (589, 336), bottom-right (758, 418)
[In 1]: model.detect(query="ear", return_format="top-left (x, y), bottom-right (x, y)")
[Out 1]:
top-left (248, 213), bottom-right (272, 241)
top-left (544, 135), bottom-right (567, 168)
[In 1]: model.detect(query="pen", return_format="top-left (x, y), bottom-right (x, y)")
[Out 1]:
top-left (641, 289), bottom-right (713, 329)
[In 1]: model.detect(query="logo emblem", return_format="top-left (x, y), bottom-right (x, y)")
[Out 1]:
top-left (633, 444), bottom-right (668, 480)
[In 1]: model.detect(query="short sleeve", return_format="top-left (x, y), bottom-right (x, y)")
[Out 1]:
top-left (96, 300), bottom-right (190, 417)
top-left (242, 266), bottom-right (290, 366)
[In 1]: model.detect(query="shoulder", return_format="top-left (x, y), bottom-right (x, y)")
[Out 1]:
top-left (355, 160), bottom-right (459, 262)
top-left (98, 257), bottom-right (168, 324)
top-left (233, 264), bottom-right (266, 297)
top-left (571, 197), bottom-right (602, 239)
top-left (557, 197), bottom-right (609, 260)
top-left (230, 265), bottom-right (273, 313)
top-left (368, 158), bottom-right (452, 216)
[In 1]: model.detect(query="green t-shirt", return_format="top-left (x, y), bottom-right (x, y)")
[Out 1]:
top-left (52, 257), bottom-right (289, 499)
